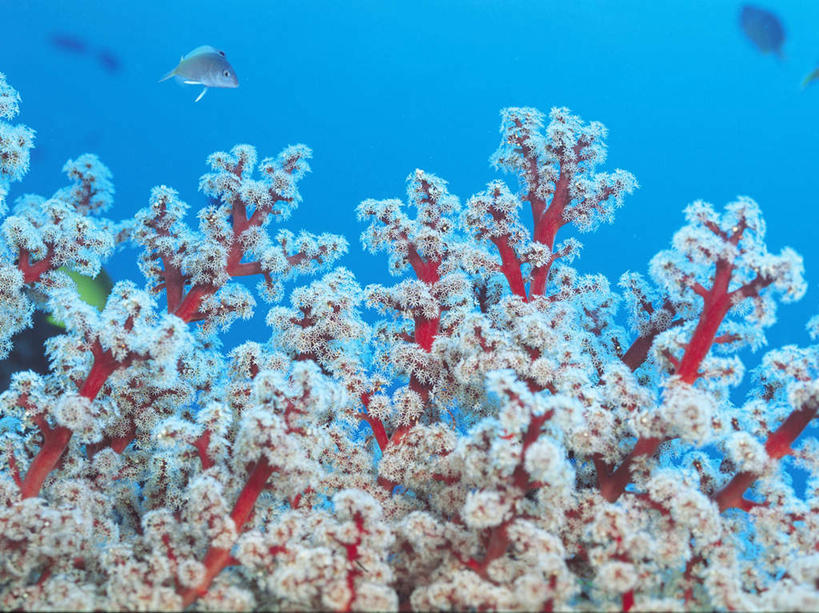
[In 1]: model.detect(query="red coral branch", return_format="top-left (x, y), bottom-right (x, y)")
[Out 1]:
top-left (17, 246), bottom-right (56, 284)
top-left (512, 410), bottom-right (553, 490)
top-left (463, 409), bottom-right (554, 576)
top-left (413, 316), bottom-right (440, 352)
top-left (621, 315), bottom-right (684, 372)
top-left (357, 394), bottom-right (389, 453)
top-left (490, 235), bottom-right (527, 299)
top-left (160, 256), bottom-right (187, 313)
top-left (529, 173), bottom-right (569, 297)
top-left (600, 221), bottom-right (778, 502)
top-left (598, 436), bottom-right (663, 503)
top-left (764, 400), bottom-right (818, 459)
top-left (6, 452), bottom-right (22, 488)
top-left (19, 424), bottom-right (73, 499)
top-left (622, 589), bottom-right (635, 612)
top-left (340, 510), bottom-right (367, 612)
top-left (171, 285), bottom-right (211, 323)
top-left (714, 397), bottom-right (818, 512)
top-left (86, 421), bottom-right (137, 459)
top-left (179, 456), bottom-right (276, 608)
top-left (19, 342), bottom-right (122, 499)
top-left (621, 333), bottom-right (658, 371)
top-left (192, 429), bottom-right (214, 470)
top-left (675, 260), bottom-right (734, 384)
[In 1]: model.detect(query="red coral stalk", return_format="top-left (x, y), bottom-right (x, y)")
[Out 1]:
top-left (714, 396), bottom-right (818, 511)
top-left (17, 246), bottom-right (55, 284)
top-left (18, 424), bottom-right (72, 499)
top-left (192, 429), bottom-right (214, 470)
top-left (19, 342), bottom-right (121, 499)
top-left (179, 456), bottom-right (276, 608)
top-left (599, 221), bottom-right (779, 503)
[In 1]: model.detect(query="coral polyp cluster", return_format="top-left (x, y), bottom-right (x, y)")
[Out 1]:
top-left (0, 72), bottom-right (817, 611)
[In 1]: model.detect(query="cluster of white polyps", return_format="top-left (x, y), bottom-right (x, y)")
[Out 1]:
top-left (0, 71), bottom-right (817, 612)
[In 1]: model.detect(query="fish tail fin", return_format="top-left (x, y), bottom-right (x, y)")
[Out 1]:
top-left (158, 68), bottom-right (177, 83)
top-left (801, 69), bottom-right (819, 90)
top-left (194, 87), bottom-right (208, 102)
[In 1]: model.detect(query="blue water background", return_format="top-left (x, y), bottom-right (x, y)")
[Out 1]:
top-left (2, 0), bottom-right (818, 379)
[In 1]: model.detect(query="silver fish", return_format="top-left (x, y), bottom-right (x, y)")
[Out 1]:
top-left (160, 45), bottom-right (238, 102)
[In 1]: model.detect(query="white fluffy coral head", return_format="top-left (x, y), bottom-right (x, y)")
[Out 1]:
top-left (0, 73), bottom-right (35, 214)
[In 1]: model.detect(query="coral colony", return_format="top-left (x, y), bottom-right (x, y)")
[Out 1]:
top-left (0, 70), bottom-right (818, 612)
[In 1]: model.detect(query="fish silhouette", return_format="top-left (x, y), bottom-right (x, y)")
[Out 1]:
top-left (160, 45), bottom-right (239, 102)
top-left (739, 4), bottom-right (785, 58)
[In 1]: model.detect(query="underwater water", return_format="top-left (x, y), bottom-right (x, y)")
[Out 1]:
top-left (2, 3), bottom-right (819, 610)
top-left (1, 0), bottom-right (818, 361)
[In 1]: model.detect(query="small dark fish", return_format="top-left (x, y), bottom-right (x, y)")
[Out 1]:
top-left (96, 49), bottom-right (121, 74)
top-left (739, 5), bottom-right (785, 58)
top-left (49, 33), bottom-right (88, 54)
top-left (159, 45), bottom-right (239, 102)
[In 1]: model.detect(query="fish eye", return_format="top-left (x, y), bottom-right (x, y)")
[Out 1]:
top-left (218, 50), bottom-right (225, 57)
top-left (223, 70), bottom-right (230, 77)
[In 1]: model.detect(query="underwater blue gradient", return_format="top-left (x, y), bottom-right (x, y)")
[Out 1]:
top-left (1, 0), bottom-right (818, 370)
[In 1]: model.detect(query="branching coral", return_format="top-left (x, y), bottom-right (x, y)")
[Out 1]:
top-left (0, 73), bottom-right (817, 612)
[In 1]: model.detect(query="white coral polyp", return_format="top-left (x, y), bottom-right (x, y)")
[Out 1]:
top-left (53, 393), bottom-right (100, 439)
top-left (524, 437), bottom-right (568, 484)
top-left (463, 489), bottom-right (511, 529)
